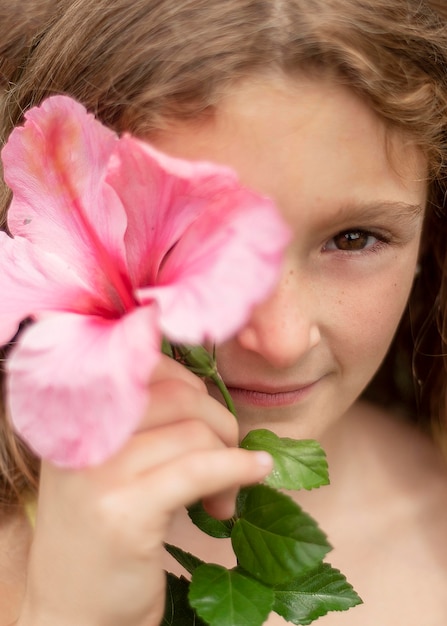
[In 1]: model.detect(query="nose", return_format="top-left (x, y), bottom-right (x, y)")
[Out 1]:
top-left (236, 266), bottom-right (321, 369)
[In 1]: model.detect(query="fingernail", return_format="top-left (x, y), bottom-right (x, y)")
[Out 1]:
top-left (255, 451), bottom-right (273, 470)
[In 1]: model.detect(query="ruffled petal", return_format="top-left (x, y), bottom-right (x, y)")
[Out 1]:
top-left (0, 231), bottom-right (100, 345)
top-left (138, 186), bottom-right (291, 344)
top-left (107, 135), bottom-right (241, 288)
top-left (7, 307), bottom-right (160, 467)
top-left (1, 96), bottom-right (131, 306)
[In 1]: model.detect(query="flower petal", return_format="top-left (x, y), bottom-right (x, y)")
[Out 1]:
top-left (139, 186), bottom-right (291, 344)
top-left (0, 231), bottom-right (101, 345)
top-left (7, 307), bottom-right (160, 467)
top-left (107, 135), bottom-right (242, 288)
top-left (1, 96), bottom-right (130, 301)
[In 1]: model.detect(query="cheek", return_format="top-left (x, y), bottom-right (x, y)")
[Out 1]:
top-left (330, 267), bottom-right (413, 373)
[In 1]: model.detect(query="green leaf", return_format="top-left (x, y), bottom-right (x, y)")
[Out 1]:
top-left (273, 562), bottom-right (363, 625)
top-left (162, 573), bottom-right (207, 625)
top-left (161, 337), bottom-right (174, 359)
top-left (164, 543), bottom-right (205, 575)
top-left (232, 485), bottom-right (331, 585)
top-left (189, 563), bottom-right (274, 626)
top-left (188, 501), bottom-right (234, 538)
top-left (240, 430), bottom-right (329, 491)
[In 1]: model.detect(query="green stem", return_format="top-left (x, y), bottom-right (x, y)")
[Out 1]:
top-left (210, 371), bottom-right (237, 418)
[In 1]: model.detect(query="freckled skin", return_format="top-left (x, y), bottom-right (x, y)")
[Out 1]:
top-left (153, 75), bottom-right (426, 441)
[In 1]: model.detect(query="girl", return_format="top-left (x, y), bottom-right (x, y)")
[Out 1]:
top-left (1, 0), bottom-right (447, 624)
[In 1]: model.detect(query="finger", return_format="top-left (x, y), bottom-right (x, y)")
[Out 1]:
top-left (150, 354), bottom-right (207, 391)
top-left (104, 418), bottom-right (231, 479)
top-left (136, 379), bottom-right (239, 447)
top-left (202, 489), bottom-right (240, 520)
top-left (137, 448), bottom-right (273, 518)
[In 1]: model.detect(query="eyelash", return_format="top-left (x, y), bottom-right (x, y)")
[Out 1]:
top-left (322, 228), bottom-right (391, 255)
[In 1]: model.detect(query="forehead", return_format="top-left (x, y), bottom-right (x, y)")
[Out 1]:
top-left (152, 75), bottom-right (428, 222)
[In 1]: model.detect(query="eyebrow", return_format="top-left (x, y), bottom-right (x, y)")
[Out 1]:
top-left (332, 200), bottom-right (424, 225)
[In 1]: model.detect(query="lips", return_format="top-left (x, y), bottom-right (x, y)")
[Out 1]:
top-left (225, 380), bottom-right (319, 407)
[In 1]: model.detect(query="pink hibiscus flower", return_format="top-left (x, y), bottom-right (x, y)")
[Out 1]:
top-left (0, 95), bottom-right (290, 468)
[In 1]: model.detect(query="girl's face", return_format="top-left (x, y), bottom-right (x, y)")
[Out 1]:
top-left (153, 76), bottom-right (427, 440)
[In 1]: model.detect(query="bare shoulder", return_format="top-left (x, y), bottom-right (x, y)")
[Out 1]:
top-left (0, 509), bottom-right (30, 624)
top-left (312, 401), bottom-right (447, 625)
top-left (337, 400), bottom-right (447, 533)
top-left (351, 400), bottom-right (447, 486)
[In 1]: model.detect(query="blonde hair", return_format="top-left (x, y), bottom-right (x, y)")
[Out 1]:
top-left (1, 0), bottom-right (447, 504)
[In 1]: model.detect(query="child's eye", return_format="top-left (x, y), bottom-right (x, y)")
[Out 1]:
top-left (323, 229), bottom-right (385, 252)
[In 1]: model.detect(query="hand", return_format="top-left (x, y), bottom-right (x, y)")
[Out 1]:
top-left (17, 355), bottom-right (272, 626)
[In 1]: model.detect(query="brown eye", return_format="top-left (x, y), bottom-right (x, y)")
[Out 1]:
top-left (330, 230), bottom-right (374, 251)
